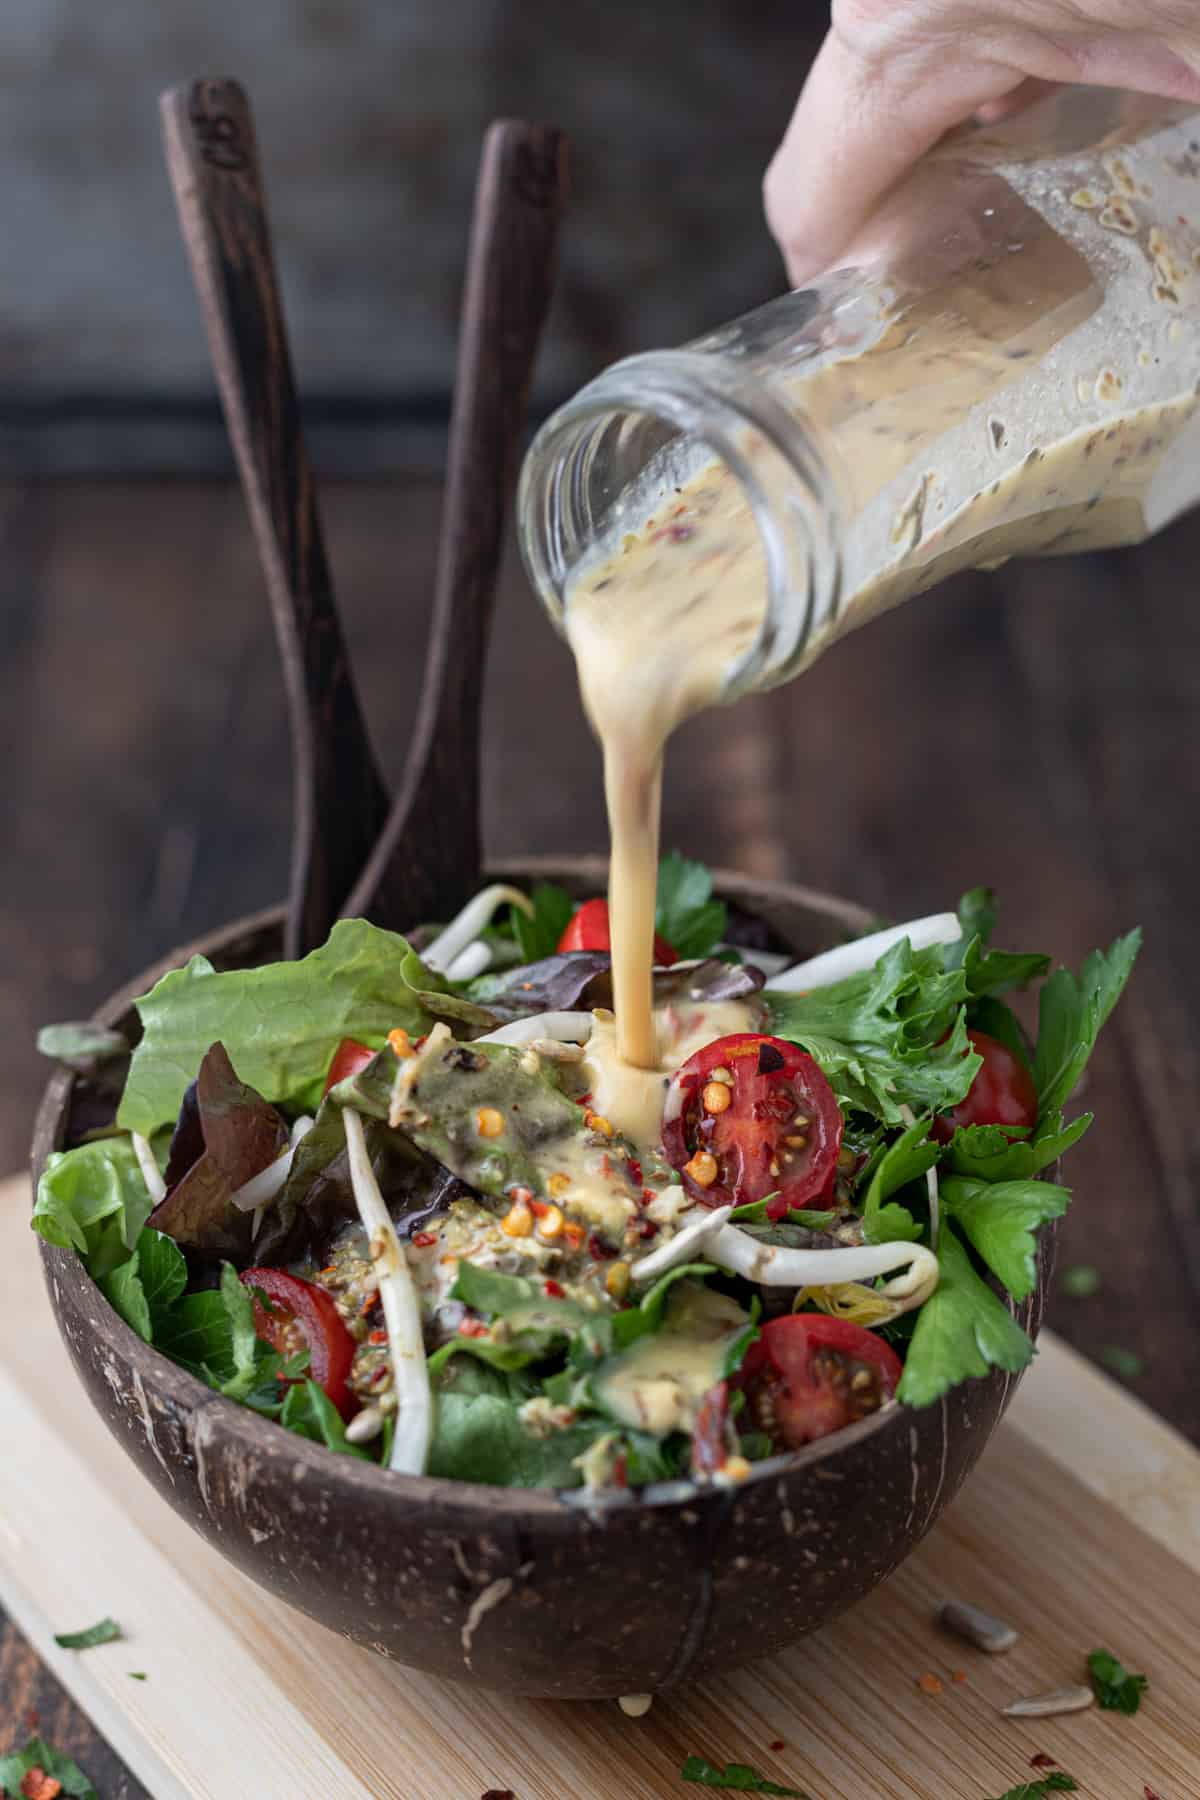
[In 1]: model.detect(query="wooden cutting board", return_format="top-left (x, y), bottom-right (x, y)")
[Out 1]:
top-left (3, 1171), bottom-right (1198, 1800)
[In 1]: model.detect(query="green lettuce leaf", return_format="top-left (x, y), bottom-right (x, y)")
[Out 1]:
top-left (117, 919), bottom-right (441, 1138)
top-left (767, 938), bottom-right (980, 1124)
top-left (32, 1134), bottom-right (166, 1278)
top-left (53, 1617), bottom-right (122, 1650)
top-left (1033, 930), bottom-right (1141, 1116)
top-left (152, 1260), bottom-right (270, 1401)
top-left (940, 1174), bottom-right (1069, 1301)
top-left (428, 1359), bottom-right (604, 1487)
top-left (656, 851), bottom-right (727, 959)
top-left (680, 1756), bottom-right (808, 1795)
top-left (896, 1225), bottom-right (1034, 1408)
top-left (98, 1227), bottom-right (188, 1342)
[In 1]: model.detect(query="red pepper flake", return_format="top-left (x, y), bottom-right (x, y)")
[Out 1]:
top-left (769, 1740), bottom-right (786, 1754)
top-left (666, 522), bottom-right (694, 542)
top-left (480, 1791), bottom-right (515, 1799)
top-left (600, 1153), bottom-right (612, 1176)
top-left (368, 1328), bottom-right (388, 1346)
top-left (544, 1279), bottom-right (566, 1299)
top-left (576, 1092), bottom-right (593, 1108)
top-left (637, 1218), bottom-right (660, 1240)
top-left (587, 1233), bottom-right (617, 1261)
top-left (627, 1158), bottom-right (643, 1187)
top-left (458, 1317), bottom-right (489, 1339)
top-left (411, 1231), bottom-right (437, 1248)
top-left (1144, 1789), bottom-right (1165, 1800)
top-left (21, 1770), bottom-right (64, 1800)
top-left (359, 1288), bottom-right (379, 1315)
top-left (951, 1669), bottom-right (968, 1683)
top-left (916, 1672), bottom-right (944, 1696)
top-left (321, 1265), bottom-right (337, 1278)
top-left (612, 1452), bottom-right (629, 1488)
top-left (23, 1710), bottom-right (39, 1733)
top-left (369, 1365), bottom-right (390, 1386)
top-left (1029, 1755), bottom-right (1059, 1770)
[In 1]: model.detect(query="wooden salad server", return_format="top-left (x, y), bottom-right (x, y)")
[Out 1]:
top-left (160, 77), bottom-right (390, 960)
top-left (340, 118), bottom-right (568, 932)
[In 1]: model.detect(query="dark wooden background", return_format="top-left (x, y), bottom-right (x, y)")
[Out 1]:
top-left (5, 475), bottom-right (1200, 1792)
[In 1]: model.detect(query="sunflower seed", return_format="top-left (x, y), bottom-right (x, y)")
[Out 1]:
top-left (938, 1599), bottom-right (1019, 1654)
top-left (1003, 1685), bottom-right (1095, 1718)
top-left (618, 1693), bottom-right (653, 1718)
top-left (345, 1405), bottom-right (384, 1444)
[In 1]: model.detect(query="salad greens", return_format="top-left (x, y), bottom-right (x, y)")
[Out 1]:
top-left (0, 1738), bottom-right (99, 1800)
top-left (1086, 1646), bottom-right (1148, 1714)
top-left (35, 864), bottom-right (1137, 1490)
top-left (53, 1617), bottom-right (122, 1650)
top-left (118, 918), bottom-right (441, 1138)
top-left (679, 1757), bottom-right (808, 1795)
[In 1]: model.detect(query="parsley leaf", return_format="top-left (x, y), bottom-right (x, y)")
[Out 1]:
top-left (656, 852), bottom-right (727, 959)
top-left (0, 1737), bottom-right (99, 1800)
top-left (896, 1225), bottom-right (1034, 1407)
top-left (1033, 930), bottom-right (1141, 1116)
top-left (1087, 1647), bottom-right (1147, 1714)
top-left (944, 889), bottom-right (1050, 998)
top-left (767, 939), bottom-right (980, 1124)
top-left (944, 1109), bottom-right (1091, 1183)
top-left (940, 1175), bottom-right (1070, 1301)
top-left (53, 1617), bottom-right (122, 1650)
top-left (860, 1113), bottom-right (936, 1244)
top-left (680, 1755), bottom-right (809, 1794)
top-left (989, 1776), bottom-right (1078, 1799)
top-left (511, 882), bottom-right (575, 962)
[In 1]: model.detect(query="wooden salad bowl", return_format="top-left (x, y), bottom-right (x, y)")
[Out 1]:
top-left (30, 862), bottom-right (1055, 1699)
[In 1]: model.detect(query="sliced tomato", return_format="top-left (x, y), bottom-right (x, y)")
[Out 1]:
top-left (241, 1267), bottom-right (359, 1421)
top-left (323, 1037), bottom-right (376, 1095)
top-left (737, 1315), bottom-right (903, 1450)
top-left (930, 1027), bottom-right (1039, 1145)
top-left (663, 1032), bottom-right (842, 1218)
top-left (557, 896), bottom-right (678, 966)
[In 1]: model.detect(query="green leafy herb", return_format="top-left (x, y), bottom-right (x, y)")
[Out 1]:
top-left (946, 888), bottom-right (1051, 998)
top-left (680, 1755), bottom-right (808, 1794)
top-left (896, 1225), bottom-right (1034, 1408)
top-left (53, 1616), bottom-right (122, 1650)
top-left (511, 881), bottom-right (576, 962)
top-left (766, 939), bottom-right (980, 1124)
top-left (32, 1134), bottom-right (165, 1278)
top-left (1087, 1647), bottom-right (1147, 1714)
top-left (1099, 1345), bottom-right (1144, 1383)
top-left (153, 1261), bottom-right (271, 1401)
top-left (128, 1671), bottom-right (148, 1680)
top-left (432, 1262), bottom-right (609, 1371)
top-left (988, 1775), bottom-right (1078, 1799)
top-left (0, 1737), bottom-right (99, 1800)
top-left (428, 1359), bottom-right (606, 1487)
top-left (117, 918), bottom-right (441, 1137)
top-left (656, 852), bottom-right (727, 959)
top-left (277, 1380), bottom-right (372, 1460)
top-left (939, 1175), bottom-right (1070, 1302)
top-left (860, 1113), bottom-right (936, 1244)
top-left (1060, 1264), bottom-right (1101, 1299)
top-left (1032, 931), bottom-right (1141, 1117)
top-left (944, 1109), bottom-right (1091, 1183)
top-left (728, 1201), bottom-right (839, 1229)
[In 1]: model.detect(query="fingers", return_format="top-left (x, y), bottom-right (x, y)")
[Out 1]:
top-left (973, 75), bottom-right (1063, 123)
top-left (764, 26), bottom-right (1023, 286)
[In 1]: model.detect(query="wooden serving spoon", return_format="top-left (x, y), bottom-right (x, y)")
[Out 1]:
top-left (160, 77), bottom-right (390, 960)
top-left (341, 119), bottom-right (569, 931)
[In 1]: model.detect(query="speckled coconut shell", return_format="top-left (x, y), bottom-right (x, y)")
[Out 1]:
top-left (31, 862), bottom-right (1054, 1698)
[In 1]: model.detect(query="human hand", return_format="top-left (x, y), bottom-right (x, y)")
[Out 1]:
top-left (765, 1), bottom-right (1200, 284)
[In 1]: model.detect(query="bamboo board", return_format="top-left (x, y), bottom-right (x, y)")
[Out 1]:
top-left (2, 1172), bottom-right (1198, 1800)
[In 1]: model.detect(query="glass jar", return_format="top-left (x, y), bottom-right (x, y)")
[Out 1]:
top-left (518, 87), bottom-right (1200, 701)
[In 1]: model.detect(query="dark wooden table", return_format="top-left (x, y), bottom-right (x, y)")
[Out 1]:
top-left (5, 475), bottom-right (1199, 1794)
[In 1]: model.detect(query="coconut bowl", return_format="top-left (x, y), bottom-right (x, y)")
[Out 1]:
top-left (31, 860), bottom-right (1054, 1698)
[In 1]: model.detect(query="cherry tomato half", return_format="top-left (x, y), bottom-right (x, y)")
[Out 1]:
top-left (557, 896), bottom-right (678, 966)
top-left (324, 1037), bottom-right (376, 1095)
top-left (663, 1032), bottom-right (842, 1217)
top-left (737, 1315), bottom-right (903, 1450)
top-left (930, 1027), bottom-right (1039, 1145)
top-left (241, 1267), bottom-right (359, 1421)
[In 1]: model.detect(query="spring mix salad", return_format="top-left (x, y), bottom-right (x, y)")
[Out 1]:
top-left (34, 861), bottom-right (1137, 1491)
